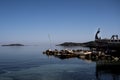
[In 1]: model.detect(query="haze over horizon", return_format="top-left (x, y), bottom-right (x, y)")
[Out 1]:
top-left (0, 0), bottom-right (120, 45)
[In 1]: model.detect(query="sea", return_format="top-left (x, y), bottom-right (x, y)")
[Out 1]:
top-left (0, 44), bottom-right (120, 80)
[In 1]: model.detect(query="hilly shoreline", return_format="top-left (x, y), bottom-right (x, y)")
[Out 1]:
top-left (57, 41), bottom-right (95, 47)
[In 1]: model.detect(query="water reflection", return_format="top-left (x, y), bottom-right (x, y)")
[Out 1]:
top-left (0, 46), bottom-right (120, 80)
top-left (43, 49), bottom-right (120, 80)
top-left (96, 61), bottom-right (120, 80)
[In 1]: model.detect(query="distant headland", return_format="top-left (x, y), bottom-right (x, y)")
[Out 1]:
top-left (57, 41), bottom-right (95, 47)
top-left (2, 44), bottom-right (24, 46)
top-left (57, 42), bottom-right (82, 46)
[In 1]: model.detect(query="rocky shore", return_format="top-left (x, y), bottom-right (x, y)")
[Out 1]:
top-left (43, 49), bottom-right (120, 61)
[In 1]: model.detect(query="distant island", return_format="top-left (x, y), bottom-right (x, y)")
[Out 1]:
top-left (2, 44), bottom-right (24, 46)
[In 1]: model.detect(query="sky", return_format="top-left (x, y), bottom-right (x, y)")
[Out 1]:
top-left (0, 0), bottom-right (120, 44)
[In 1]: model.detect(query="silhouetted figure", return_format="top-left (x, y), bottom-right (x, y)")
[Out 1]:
top-left (111, 35), bottom-right (119, 40)
top-left (95, 28), bottom-right (101, 40)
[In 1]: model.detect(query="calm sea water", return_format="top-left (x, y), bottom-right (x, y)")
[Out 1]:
top-left (0, 44), bottom-right (120, 80)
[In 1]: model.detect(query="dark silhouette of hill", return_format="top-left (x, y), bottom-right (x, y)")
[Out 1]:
top-left (2, 44), bottom-right (24, 46)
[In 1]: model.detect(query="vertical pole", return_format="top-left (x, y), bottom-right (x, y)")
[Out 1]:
top-left (48, 34), bottom-right (52, 50)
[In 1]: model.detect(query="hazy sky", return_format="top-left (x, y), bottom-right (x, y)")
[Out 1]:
top-left (0, 0), bottom-right (120, 44)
